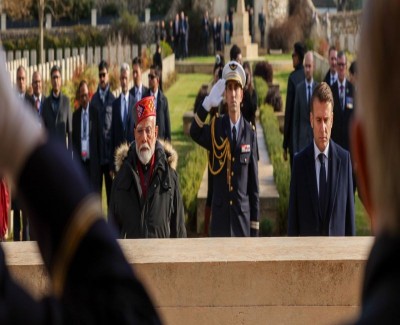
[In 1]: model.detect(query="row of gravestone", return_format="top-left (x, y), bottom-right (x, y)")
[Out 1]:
top-left (5, 43), bottom-right (157, 69)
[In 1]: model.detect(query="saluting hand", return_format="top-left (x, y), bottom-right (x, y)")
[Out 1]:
top-left (202, 79), bottom-right (225, 112)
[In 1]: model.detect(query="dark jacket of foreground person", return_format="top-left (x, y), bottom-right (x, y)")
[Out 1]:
top-left (0, 138), bottom-right (161, 324)
top-left (109, 140), bottom-right (187, 239)
top-left (355, 234), bottom-right (400, 324)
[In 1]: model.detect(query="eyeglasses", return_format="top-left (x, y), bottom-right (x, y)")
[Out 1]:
top-left (337, 63), bottom-right (346, 67)
top-left (99, 73), bottom-right (106, 78)
top-left (148, 74), bottom-right (156, 80)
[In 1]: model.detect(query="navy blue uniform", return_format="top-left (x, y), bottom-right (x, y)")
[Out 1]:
top-left (0, 139), bottom-right (160, 324)
top-left (191, 106), bottom-right (259, 237)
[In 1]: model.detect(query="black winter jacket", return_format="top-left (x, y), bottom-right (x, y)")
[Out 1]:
top-left (109, 140), bottom-right (187, 238)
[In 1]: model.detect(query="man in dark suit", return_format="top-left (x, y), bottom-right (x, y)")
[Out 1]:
top-left (145, 65), bottom-right (171, 142)
top-left (110, 63), bottom-right (135, 171)
top-left (0, 52), bottom-right (161, 322)
top-left (90, 60), bottom-right (116, 205)
top-left (330, 51), bottom-right (355, 151)
top-left (41, 65), bottom-right (72, 151)
top-left (201, 11), bottom-right (210, 56)
top-left (283, 42), bottom-right (305, 168)
top-left (129, 57), bottom-right (148, 106)
top-left (16, 66), bottom-right (31, 103)
top-left (323, 46), bottom-right (338, 87)
top-left (179, 11), bottom-right (187, 59)
top-left (292, 51), bottom-right (318, 155)
top-left (352, 2), bottom-right (400, 322)
top-left (72, 80), bottom-right (101, 193)
top-left (27, 71), bottom-right (46, 117)
top-left (173, 13), bottom-right (181, 59)
top-left (288, 82), bottom-right (355, 236)
top-left (191, 61), bottom-right (259, 237)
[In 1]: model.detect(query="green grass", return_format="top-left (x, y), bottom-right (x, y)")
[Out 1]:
top-left (259, 101), bottom-right (291, 234)
top-left (184, 56), bottom-right (215, 64)
top-left (265, 53), bottom-right (292, 62)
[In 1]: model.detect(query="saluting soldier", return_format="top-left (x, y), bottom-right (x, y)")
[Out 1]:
top-left (190, 61), bottom-right (259, 237)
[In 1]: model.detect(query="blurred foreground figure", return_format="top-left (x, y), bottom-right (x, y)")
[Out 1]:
top-left (352, 1), bottom-right (400, 323)
top-left (0, 50), bottom-right (160, 324)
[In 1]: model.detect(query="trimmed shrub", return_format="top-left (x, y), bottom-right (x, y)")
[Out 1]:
top-left (254, 61), bottom-right (273, 84)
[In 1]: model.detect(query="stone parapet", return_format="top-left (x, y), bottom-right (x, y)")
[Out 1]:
top-left (2, 237), bottom-right (373, 324)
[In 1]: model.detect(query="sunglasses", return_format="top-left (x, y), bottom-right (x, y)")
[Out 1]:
top-left (148, 74), bottom-right (156, 80)
top-left (99, 72), bottom-right (106, 78)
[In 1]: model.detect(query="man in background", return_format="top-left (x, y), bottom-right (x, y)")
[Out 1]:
top-left (110, 63), bottom-right (135, 171)
top-left (323, 46), bottom-right (338, 87)
top-left (292, 51), bottom-right (318, 155)
top-left (145, 65), bottom-right (171, 142)
top-left (130, 57), bottom-right (149, 106)
top-left (90, 60), bottom-right (116, 205)
top-left (41, 65), bottom-right (72, 151)
top-left (283, 42), bottom-right (305, 168)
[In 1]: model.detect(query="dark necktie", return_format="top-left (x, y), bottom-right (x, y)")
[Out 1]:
top-left (340, 84), bottom-right (345, 111)
top-left (307, 84), bottom-right (312, 107)
top-left (83, 110), bottom-right (88, 139)
top-left (232, 126), bottom-right (237, 154)
top-left (35, 98), bottom-right (40, 114)
top-left (123, 97), bottom-right (128, 131)
top-left (318, 153), bottom-right (327, 217)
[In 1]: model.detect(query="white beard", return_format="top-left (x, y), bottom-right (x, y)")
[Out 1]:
top-left (136, 143), bottom-right (154, 165)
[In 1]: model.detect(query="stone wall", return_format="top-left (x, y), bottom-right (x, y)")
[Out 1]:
top-left (3, 237), bottom-right (373, 325)
top-left (266, 0), bottom-right (289, 27)
top-left (317, 10), bottom-right (362, 53)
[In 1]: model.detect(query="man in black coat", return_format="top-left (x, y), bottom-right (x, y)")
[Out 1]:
top-left (109, 96), bottom-right (186, 239)
top-left (72, 80), bottom-right (101, 193)
top-left (129, 57), bottom-right (149, 106)
top-left (41, 65), bottom-right (72, 151)
top-left (0, 53), bottom-right (161, 323)
top-left (351, 1), bottom-right (400, 322)
top-left (288, 83), bottom-right (355, 236)
top-left (330, 51), bottom-right (355, 151)
top-left (173, 13), bottom-right (181, 59)
top-left (201, 11), bottom-right (210, 56)
top-left (110, 63), bottom-right (135, 171)
top-left (283, 42), bottom-right (305, 168)
top-left (323, 46), bottom-right (338, 87)
top-left (90, 60), bottom-right (116, 205)
top-left (191, 61), bottom-right (259, 237)
top-left (27, 71), bottom-right (46, 118)
top-left (145, 65), bottom-right (171, 142)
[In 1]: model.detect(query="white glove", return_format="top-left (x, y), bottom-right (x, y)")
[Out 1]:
top-left (0, 50), bottom-right (45, 180)
top-left (202, 79), bottom-right (225, 112)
